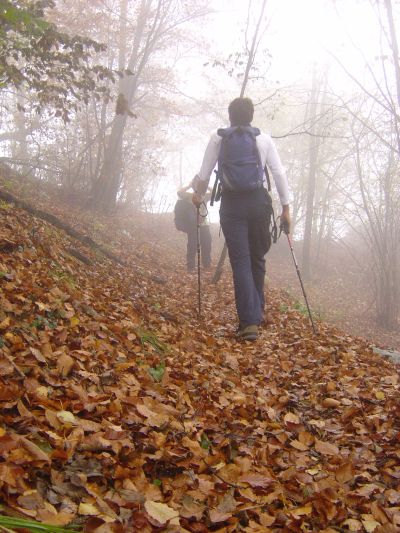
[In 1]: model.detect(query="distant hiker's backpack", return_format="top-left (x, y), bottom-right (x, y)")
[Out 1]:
top-left (217, 126), bottom-right (264, 192)
top-left (174, 198), bottom-right (196, 232)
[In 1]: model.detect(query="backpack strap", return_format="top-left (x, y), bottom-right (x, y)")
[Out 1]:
top-left (210, 169), bottom-right (219, 206)
top-left (212, 128), bottom-right (232, 205)
top-left (217, 126), bottom-right (260, 137)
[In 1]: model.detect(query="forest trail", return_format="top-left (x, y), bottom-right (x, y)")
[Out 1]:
top-left (0, 179), bottom-right (399, 532)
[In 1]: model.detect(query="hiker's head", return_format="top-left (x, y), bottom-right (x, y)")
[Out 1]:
top-left (228, 97), bottom-right (254, 126)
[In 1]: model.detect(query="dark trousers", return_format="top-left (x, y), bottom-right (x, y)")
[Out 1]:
top-left (220, 188), bottom-right (272, 327)
top-left (186, 224), bottom-right (212, 270)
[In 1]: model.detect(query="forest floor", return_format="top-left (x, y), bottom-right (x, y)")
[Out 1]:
top-left (0, 170), bottom-right (399, 532)
top-left (263, 240), bottom-right (400, 354)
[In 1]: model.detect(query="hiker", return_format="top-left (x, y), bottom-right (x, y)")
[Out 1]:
top-left (192, 97), bottom-right (291, 341)
top-left (175, 184), bottom-right (212, 273)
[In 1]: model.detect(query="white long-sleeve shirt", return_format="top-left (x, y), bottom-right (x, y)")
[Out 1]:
top-left (194, 129), bottom-right (290, 206)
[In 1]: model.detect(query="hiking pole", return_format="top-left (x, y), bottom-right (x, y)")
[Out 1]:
top-left (196, 206), bottom-right (202, 317)
top-left (285, 232), bottom-right (318, 335)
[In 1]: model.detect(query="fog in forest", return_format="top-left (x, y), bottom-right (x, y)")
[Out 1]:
top-left (1, 0), bottom-right (399, 340)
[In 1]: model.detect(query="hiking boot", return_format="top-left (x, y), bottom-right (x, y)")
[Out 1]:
top-left (237, 325), bottom-right (258, 341)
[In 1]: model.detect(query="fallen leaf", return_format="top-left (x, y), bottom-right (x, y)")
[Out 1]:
top-left (57, 353), bottom-right (74, 376)
top-left (284, 412), bottom-right (300, 424)
top-left (239, 473), bottom-right (274, 488)
top-left (322, 397), bottom-right (341, 408)
top-left (78, 502), bottom-right (100, 516)
top-left (315, 438), bottom-right (339, 456)
top-left (290, 439), bottom-right (309, 451)
top-left (56, 410), bottom-right (76, 427)
top-left (361, 515), bottom-right (380, 532)
top-left (144, 500), bottom-right (179, 525)
top-left (290, 504), bottom-right (312, 518)
top-left (30, 347), bottom-right (47, 363)
top-left (18, 436), bottom-right (50, 462)
top-left (342, 518), bottom-right (363, 531)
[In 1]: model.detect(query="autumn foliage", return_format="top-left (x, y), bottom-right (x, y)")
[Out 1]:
top-left (0, 180), bottom-right (399, 532)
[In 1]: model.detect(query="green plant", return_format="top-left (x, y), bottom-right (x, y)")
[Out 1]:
top-left (0, 514), bottom-right (80, 532)
top-left (136, 328), bottom-right (168, 353)
top-left (2, 179), bottom-right (13, 190)
top-left (0, 201), bottom-right (11, 210)
top-left (148, 361), bottom-right (166, 382)
top-left (92, 221), bottom-right (105, 232)
top-left (49, 268), bottom-right (76, 289)
top-left (293, 300), bottom-right (308, 315)
top-left (200, 432), bottom-right (211, 450)
top-left (293, 300), bottom-right (317, 320)
top-left (30, 315), bottom-right (57, 330)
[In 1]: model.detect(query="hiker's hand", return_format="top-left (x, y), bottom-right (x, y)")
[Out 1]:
top-left (192, 192), bottom-right (203, 207)
top-left (280, 205), bottom-right (291, 234)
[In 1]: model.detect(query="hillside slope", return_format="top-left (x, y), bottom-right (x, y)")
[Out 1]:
top-left (0, 184), bottom-right (399, 532)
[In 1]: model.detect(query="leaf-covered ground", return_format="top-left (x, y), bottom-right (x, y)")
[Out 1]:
top-left (0, 182), bottom-right (399, 532)
top-left (265, 240), bottom-right (400, 353)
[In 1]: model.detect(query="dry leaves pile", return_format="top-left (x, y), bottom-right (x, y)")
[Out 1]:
top-left (0, 194), bottom-right (399, 533)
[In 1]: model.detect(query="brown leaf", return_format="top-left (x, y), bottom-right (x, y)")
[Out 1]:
top-left (57, 353), bottom-right (74, 376)
top-left (35, 510), bottom-right (75, 526)
top-left (209, 507), bottom-right (232, 524)
top-left (239, 473), bottom-right (274, 488)
top-left (315, 438), bottom-right (339, 456)
top-left (290, 439), bottom-right (308, 451)
top-left (30, 347), bottom-right (47, 363)
top-left (322, 397), bottom-right (341, 408)
top-left (17, 436), bottom-right (50, 462)
top-left (335, 462), bottom-right (354, 483)
top-left (180, 495), bottom-right (205, 520)
top-left (17, 399), bottom-right (34, 418)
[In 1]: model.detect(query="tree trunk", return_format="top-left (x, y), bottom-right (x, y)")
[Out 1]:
top-left (302, 67), bottom-right (319, 279)
top-left (90, 0), bottom-right (151, 212)
top-left (212, 0), bottom-right (268, 284)
top-left (384, 0), bottom-right (400, 109)
top-left (12, 94), bottom-right (30, 172)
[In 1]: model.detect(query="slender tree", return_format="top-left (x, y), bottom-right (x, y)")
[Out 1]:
top-left (212, 0), bottom-right (268, 284)
top-left (89, 0), bottom-right (210, 212)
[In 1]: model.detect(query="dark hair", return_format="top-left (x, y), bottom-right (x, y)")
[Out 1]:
top-left (228, 97), bottom-right (254, 126)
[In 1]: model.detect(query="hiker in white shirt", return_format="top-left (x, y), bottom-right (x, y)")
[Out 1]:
top-left (192, 97), bottom-right (291, 341)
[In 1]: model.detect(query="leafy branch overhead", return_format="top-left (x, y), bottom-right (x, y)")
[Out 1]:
top-left (0, 0), bottom-right (114, 120)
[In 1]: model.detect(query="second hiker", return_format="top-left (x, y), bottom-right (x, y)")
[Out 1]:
top-left (175, 184), bottom-right (212, 273)
top-left (192, 97), bottom-right (291, 341)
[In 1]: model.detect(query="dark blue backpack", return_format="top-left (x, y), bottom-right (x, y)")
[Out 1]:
top-left (216, 126), bottom-right (264, 192)
top-left (174, 198), bottom-right (196, 232)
